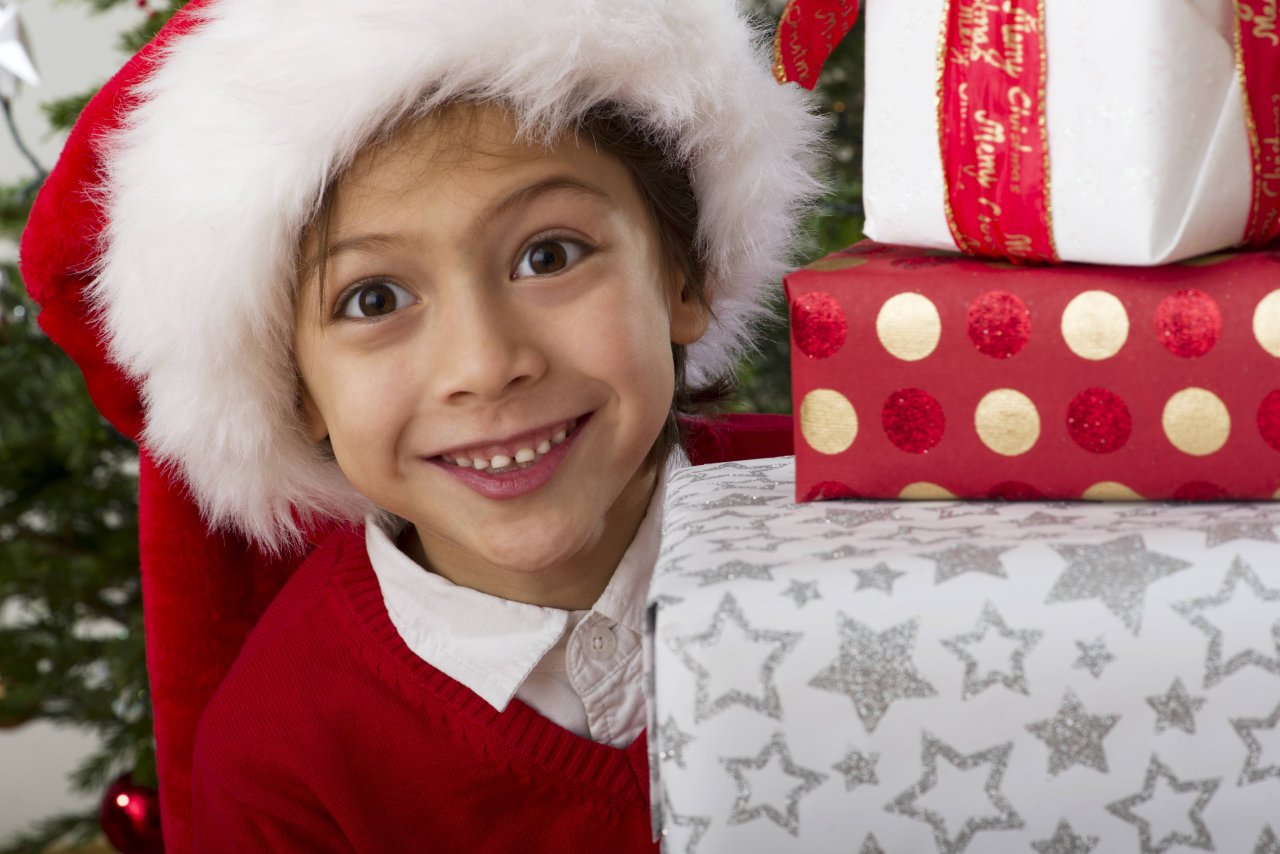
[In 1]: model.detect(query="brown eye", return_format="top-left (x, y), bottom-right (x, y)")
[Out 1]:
top-left (339, 280), bottom-right (413, 319)
top-left (513, 239), bottom-right (587, 279)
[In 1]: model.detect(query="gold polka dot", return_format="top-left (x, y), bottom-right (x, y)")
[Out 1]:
top-left (1162, 388), bottom-right (1230, 456)
top-left (876, 293), bottom-right (941, 361)
top-left (1082, 481), bottom-right (1144, 501)
top-left (1253, 290), bottom-right (1280, 357)
top-left (1273, 487), bottom-right (1280, 500)
top-left (974, 389), bottom-right (1040, 456)
top-left (799, 389), bottom-right (857, 455)
top-left (806, 255), bottom-right (869, 272)
top-left (898, 482), bottom-right (956, 499)
top-left (1061, 290), bottom-right (1129, 360)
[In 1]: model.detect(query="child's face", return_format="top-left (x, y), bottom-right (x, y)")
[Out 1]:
top-left (294, 104), bottom-right (708, 596)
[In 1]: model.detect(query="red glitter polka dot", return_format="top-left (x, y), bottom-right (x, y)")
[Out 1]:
top-left (1155, 289), bottom-right (1221, 358)
top-left (1258, 390), bottom-right (1280, 452)
top-left (882, 388), bottom-right (945, 454)
top-left (803, 481), bottom-right (863, 501)
top-left (1173, 481), bottom-right (1231, 501)
top-left (791, 291), bottom-right (848, 359)
top-left (987, 481), bottom-right (1044, 500)
top-left (967, 291), bottom-right (1031, 359)
top-left (1066, 388), bottom-right (1133, 454)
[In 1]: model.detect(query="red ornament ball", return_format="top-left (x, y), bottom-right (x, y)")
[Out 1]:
top-left (1066, 388), bottom-right (1132, 454)
top-left (1155, 289), bottom-right (1221, 358)
top-left (803, 481), bottom-right (862, 501)
top-left (1173, 481), bottom-right (1231, 501)
top-left (791, 291), bottom-right (848, 359)
top-left (882, 388), bottom-right (945, 454)
top-left (967, 291), bottom-right (1031, 359)
top-left (100, 774), bottom-right (164, 854)
top-left (1258, 390), bottom-right (1280, 452)
top-left (987, 481), bottom-right (1044, 500)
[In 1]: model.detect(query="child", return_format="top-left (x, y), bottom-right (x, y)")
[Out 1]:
top-left (22, 0), bottom-right (824, 849)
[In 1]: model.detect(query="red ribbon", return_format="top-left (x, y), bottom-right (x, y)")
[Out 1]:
top-left (938, 0), bottom-right (1057, 263)
top-left (1236, 0), bottom-right (1280, 246)
top-left (773, 0), bottom-right (860, 91)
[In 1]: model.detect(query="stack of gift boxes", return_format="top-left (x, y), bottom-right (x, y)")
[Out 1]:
top-left (647, 1), bottom-right (1280, 851)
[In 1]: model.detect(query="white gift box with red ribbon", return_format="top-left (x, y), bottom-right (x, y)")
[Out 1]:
top-left (861, 0), bottom-right (1279, 265)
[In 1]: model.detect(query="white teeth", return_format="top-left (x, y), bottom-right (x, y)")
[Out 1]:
top-left (443, 418), bottom-right (581, 472)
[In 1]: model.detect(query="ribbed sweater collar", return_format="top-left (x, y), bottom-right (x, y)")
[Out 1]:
top-left (330, 533), bottom-right (652, 802)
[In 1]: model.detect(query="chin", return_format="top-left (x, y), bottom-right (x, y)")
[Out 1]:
top-left (473, 520), bottom-right (593, 575)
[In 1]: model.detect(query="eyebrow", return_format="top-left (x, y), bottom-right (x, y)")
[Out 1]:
top-left (304, 175), bottom-right (614, 280)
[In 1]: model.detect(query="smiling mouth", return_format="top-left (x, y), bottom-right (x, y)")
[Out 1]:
top-left (434, 416), bottom-right (584, 475)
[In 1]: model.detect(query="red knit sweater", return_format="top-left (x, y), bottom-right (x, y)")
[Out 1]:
top-left (190, 527), bottom-right (659, 852)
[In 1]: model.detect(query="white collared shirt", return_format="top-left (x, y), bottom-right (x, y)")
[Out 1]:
top-left (365, 454), bottom-right (683, 748)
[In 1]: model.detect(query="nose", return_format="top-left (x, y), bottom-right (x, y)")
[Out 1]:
top-left (428, 287), bottom-right (548, 404)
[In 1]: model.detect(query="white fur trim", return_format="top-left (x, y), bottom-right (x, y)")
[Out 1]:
top-left (90, 0), bottom-right (826, 550)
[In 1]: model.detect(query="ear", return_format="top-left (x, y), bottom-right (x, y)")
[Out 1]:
top-left (298, 384), bottom-right (330, 443)
top-left (669, 275), bottom-right (711, 346)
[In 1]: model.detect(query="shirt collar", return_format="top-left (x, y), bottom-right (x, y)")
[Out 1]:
top-left (365, 449), bottom-right (686, 712)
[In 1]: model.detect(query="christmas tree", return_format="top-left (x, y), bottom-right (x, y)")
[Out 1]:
top-left (0, 1), bottom-right (863, 850)
top-left (1, 5), bottom-right (181, 852)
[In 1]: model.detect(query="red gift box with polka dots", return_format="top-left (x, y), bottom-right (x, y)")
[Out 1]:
top-left (785, 242), bottom-right (1280, 503)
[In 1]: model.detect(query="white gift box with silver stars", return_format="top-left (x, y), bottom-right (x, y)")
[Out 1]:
top-left (645, 457), bottom-right (1280, 853)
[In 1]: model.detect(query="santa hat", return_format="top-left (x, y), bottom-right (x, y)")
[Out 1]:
top-left (20, 0), bottom-right (821, 848)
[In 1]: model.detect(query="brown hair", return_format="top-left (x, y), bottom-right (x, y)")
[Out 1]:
top-left (298, 101), bottom-right (735, 467)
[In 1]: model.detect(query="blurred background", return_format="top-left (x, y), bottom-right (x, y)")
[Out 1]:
top-left (0, 1), bottom-right (863, 850)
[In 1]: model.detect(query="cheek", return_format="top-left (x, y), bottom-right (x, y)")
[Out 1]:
top-left (304, 354), bottom-right (418, 462)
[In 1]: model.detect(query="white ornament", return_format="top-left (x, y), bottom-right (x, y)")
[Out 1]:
top-left (0, 5), bottom-right (40, 101)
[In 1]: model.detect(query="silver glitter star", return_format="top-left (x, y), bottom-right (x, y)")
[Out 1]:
top-left (813, 543), bottom-right (883, 559)
top-left (833, 747), bottom-right (879, 791)
top-left (853, 563), bottom-right (906, 594)
top-left (1231, 700), bottom-right (1280, 786)
top-left (1073, 637), bottom-right (1115, 679)
top-left (1031, 820), bottom-right (1100, 854)
top-left (858, 835), bottom-right (886, 854)
top-left (924, 543), bottom-right (1012, 584)
top-left (721, 732), bottom-right (827, 836)
top-left (801, 506), bottom-right (899, 528)
top-left (890, 524), bottom-right (985, 546)
top-left (941, 602), bottom-right (1042, 699)
top-left (1256, 826), bottom-right (1280, 854)
top-left (1026, 689), bottom-right (1120, 775)
top-left (699, 492), bottom-right (785, 510)
top-left (708, 531), bottom-right (801, 554)
top-left (660, 788), bottom-right (710, 854)
top-left (782, 579), bottom-right (822, 608)
top-left (1173, 556), bottom-right (1280, 687)
top-left (1105, 754), bottom-right (1219, 853)
top-left (667, 593), bottom-right (800, 722)
top-left (808, 614), bottom-right (937, 733)
top-left (1047, 535), bottom-right (1191, 635)
top-left (1194, 518), bottom-right (1279, 548)
top-left (689, 559), bottom-right (776, 587)
top-left (885, 732), bottom-right (1024, 853)
top-left (659, 715), bottom-right (694, 769)
top-left (936, 504), bottom-right (1001, 519)
top-left (1014, 511), bottom-right (1083, 528)
top-left (1146, 678), bottom-right (1207, 734)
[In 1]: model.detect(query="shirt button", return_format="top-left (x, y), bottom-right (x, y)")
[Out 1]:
top-left (585, 625), bottom-right (617, 661)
